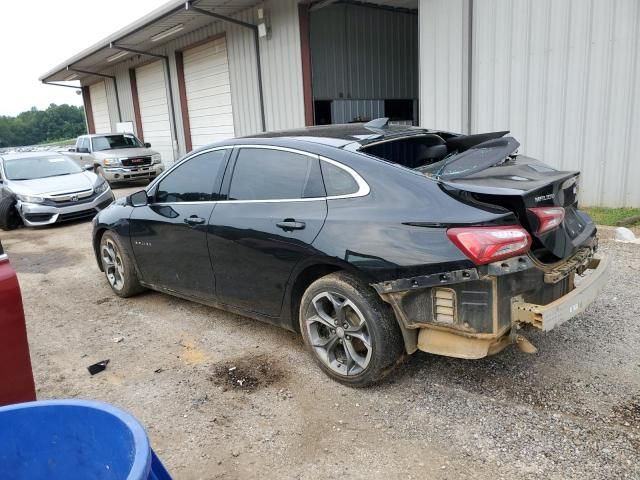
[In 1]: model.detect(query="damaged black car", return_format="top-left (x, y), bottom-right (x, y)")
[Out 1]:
top-left (92, 118), bottom-right (609, 387)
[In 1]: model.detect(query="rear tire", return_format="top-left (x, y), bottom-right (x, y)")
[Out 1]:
top-left (99, 231), bottom-right (145, 298)
top-left (0, 197), bottom-right (22, 230)
top-left (299, 271), bottom-right (405, 387)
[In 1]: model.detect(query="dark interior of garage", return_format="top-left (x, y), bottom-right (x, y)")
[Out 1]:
top-left (308, 1), bottom-right (419, 126)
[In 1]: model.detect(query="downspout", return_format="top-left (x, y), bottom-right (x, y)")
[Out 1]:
top-left (66, 67), bottom-right (123, 123)
top-left (186, 1), bottom-right (267, 132)
top-left (109, 44), bottom-right (180, 159)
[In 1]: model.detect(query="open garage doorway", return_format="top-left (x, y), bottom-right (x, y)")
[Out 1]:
top-left (307, 1), bottom-right (419, 126)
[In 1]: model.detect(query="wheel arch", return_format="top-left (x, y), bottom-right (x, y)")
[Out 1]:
top-left (285, 258), bottom-right (369, 332)
top-left (286, 258), bottom-right (418, 354)
top-left (93, 227), bottom-right (109, 271)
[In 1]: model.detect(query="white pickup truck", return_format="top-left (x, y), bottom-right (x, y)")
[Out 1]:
top-left (67, 133), bottom-right (164, 184)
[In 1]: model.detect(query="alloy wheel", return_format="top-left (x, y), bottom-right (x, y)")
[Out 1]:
top-left (305, 291), bottom-right (372, 376)
top-left (101, 239), bottom-right (125, 291)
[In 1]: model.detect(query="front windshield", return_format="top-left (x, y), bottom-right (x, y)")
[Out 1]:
top-left (92, 134), bottom-right (143, 151)
top-left (4, 155), bottom-right (83, 181)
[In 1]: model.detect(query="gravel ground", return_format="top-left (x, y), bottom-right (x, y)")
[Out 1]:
top-left (1, 186), bottom-right (638, 480)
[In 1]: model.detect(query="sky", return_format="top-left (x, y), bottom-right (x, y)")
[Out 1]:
top-left (0, 0), bottom-right (166, 117)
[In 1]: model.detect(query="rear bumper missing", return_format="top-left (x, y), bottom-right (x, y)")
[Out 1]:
top-left (374, 249), bottom-right (609, 358)
top-left (511, 256), bottom-right (610, 331)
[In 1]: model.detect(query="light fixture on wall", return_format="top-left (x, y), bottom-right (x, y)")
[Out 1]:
top-left (106, 50), bottom-right (129, 62)
top-left (150, 24), bottom-right (184, 42)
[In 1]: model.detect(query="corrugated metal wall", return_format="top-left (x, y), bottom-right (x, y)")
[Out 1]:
top-left (310, 3), bottom-right (418, 123)
top-left (93, 0), bottom-right (304, 157)
top-left (419, 0), bottom-right (640, 207)
top-left (471, 0), bottom-right (640, 207)
top-left (418, 0), bottom-right (468, 133)
top-left (310, 4), bottom-right (418, 100)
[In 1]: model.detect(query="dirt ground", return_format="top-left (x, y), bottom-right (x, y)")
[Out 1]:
top-left (1, 185), bottom-right (639, 480)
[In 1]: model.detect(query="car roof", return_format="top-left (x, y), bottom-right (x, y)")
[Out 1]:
top-left (240, 122), bottom-right (437, 149)
top-left (1, 151), bottom-right (65, 161)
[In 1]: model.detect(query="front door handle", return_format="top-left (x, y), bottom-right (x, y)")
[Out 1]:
top-left (184, 215), bottom-right (206, 226)
top-left (276, 219), bottom-right (306, 231)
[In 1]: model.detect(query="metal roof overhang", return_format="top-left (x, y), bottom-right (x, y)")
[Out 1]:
top-left (40, 0), bottom-right (418, 84)
top-left (39, 0), bottom-right (263, 84)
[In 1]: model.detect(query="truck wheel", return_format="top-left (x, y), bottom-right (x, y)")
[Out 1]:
top-left (0, 197), bottom-right (23, 230)
top-left (99, 231), bottom-right (145, 298)
top-left (299, 271), bottom-right (404, 387)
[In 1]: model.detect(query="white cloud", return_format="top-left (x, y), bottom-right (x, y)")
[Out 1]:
top-left (0, 0), bottom-right (165, 116)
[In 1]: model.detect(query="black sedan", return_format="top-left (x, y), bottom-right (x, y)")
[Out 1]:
top-left (92, 119), bottom-right (609, 387)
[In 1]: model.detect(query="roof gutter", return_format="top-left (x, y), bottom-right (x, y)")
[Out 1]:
top-left (109, 44), bottom-right (180, 159)
top-left (186, 1), bottom-right (266, 132)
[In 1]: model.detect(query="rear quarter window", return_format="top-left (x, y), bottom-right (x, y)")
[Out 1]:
top-left (321, 161), bottom-right (359, 197)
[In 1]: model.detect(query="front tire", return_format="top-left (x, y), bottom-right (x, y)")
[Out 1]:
top-left (99, 232), bottom-right (145, 298)
top-left (299, 272), bottom-right (404, 387)
top-left (0, 197), bottom-right (22, 230)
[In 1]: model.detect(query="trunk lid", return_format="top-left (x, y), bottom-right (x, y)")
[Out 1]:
top-left (438, 156), bottom-right (596, 261)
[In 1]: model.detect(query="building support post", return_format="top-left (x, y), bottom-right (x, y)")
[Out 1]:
top-left (110, 44), bottom-right (181, 157)
top-left (66, 67), bottom-right (122, 123)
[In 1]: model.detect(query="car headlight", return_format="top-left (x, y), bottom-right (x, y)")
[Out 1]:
top-left (103, 158), bottom-right (124, 167)
top-left (15, 194), bottom-right (45, 204)
top-left (151, 153), bottom-right (161, 164)
top-left (94, 180), bottom-right (110, 194)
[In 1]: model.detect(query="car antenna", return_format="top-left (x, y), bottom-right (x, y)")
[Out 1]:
top-left (364, 117), bottom-right (389, 130)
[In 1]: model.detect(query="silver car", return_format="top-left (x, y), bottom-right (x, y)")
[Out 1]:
top-left (0, 152), bottom-right (114, 230)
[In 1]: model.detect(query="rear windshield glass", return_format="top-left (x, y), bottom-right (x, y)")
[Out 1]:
top-left (92, 134), bottom-right (143, 151)
top-left (4, 156), bottom-right (82, 180)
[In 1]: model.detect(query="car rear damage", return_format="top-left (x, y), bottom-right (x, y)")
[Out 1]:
top-left (373, 236), bottom-right (609, 359)
top-left (363, 128), bottom-right (610, 359)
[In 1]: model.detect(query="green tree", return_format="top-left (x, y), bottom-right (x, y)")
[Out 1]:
top-left (0, 104), bottom-right (86, 148)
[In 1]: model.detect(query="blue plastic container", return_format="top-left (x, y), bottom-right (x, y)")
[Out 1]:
top-left (0, 400), bottom-right (172, 479)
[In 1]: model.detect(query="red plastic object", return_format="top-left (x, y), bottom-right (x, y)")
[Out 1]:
top-left (0, 249), bottom-right (36, 406)
top-left (446, 225), bottom-right (532, 265)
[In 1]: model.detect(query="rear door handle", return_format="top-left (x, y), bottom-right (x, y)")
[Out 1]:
top-left (184, 215), bottom-right (206, 226)
top-left (276, 219), bottom-right (306, 231)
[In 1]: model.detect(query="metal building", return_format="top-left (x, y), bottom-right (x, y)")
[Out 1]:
top-left (41, 0), bottom-right (640, 206)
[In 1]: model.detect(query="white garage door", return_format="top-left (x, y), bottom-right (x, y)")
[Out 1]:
top-left (135, 61), bottom-right (175, 165)
top-left (183, 37), bottom-right (235, 149)
top-left (89, 81), bottom-right (111, 134)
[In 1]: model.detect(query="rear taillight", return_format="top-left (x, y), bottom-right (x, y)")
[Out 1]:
top-left (447, 226), bottom-right (532, 265)
top-left (527, 207), bottom-right (565, 234)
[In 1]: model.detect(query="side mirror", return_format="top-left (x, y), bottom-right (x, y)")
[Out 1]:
top-left (83, 165), bottom-right (94, 171)
top-left (129, 190), bottom-right (149, 207)
top-left (77, 147), bottom-right (89, 154)
top-left (144, 142), bottom-right (152, 148)
top-left (68, 147), bottom-right (76, 152)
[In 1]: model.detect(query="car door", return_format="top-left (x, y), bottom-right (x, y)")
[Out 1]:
top-left (208, 146), bottom-right (328, 317)
top-left (71, 137), bottom-right (94, 168)
top-left (129, 147), bottom-right (230, 300)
